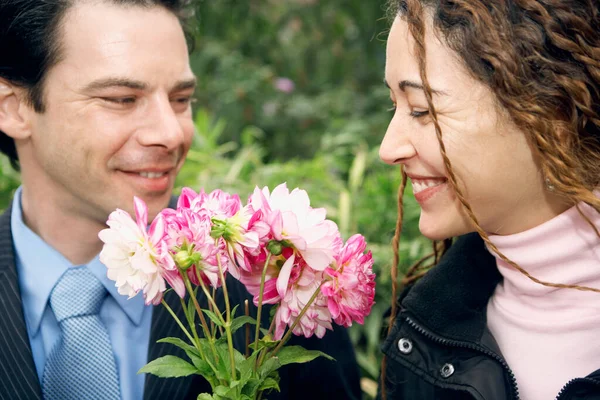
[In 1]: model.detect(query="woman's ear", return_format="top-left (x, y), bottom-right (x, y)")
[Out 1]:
top-left (0, 78), bottom-right (33, 140)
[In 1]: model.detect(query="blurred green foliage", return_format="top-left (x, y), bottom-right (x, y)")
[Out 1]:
top-left (0, 0), bottom-right (432, 398)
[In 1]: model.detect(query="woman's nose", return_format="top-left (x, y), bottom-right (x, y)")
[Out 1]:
top-left (379, 117), bottom-right (416, 165)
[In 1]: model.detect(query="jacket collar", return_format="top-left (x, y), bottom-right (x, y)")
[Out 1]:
top-left (0, 203), bottom-right (43, 399)
top-left (401, 233), bottom-right (502, 344)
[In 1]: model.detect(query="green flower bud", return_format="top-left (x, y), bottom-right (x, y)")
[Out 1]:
top-left (210, 219), bottom-right (227, 240)
top-left (174, 249), bottom-right (201, 270)
top-left (267, 240), bottom-right (284, 256)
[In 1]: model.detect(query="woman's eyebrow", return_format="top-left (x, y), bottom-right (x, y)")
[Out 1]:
top-left (384, 78), bottom-right (448, 96)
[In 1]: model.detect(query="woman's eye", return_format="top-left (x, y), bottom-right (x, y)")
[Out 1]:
top-left (410, 110), bottom-right (429, 118)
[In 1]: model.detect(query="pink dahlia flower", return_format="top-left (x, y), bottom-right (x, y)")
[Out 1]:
top-left (177, 187), bottom-right (265, 279)
top-left (248, 184), bottom-right (342, 271)
top-left (159, 206), bottom-right (228, 289)
top-left (273, 252), bottom-right (333, 340)
top-left (187, 188), bottom-right (243, 219)
top-left (238, 248), bottom-right (284, 306)
top-left (99, 197), bottom-right (180, 305)
top-left (321, 234), bottom-right (375, 327)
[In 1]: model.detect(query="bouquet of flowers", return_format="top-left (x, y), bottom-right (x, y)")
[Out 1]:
top-left (98, 183), bottom-right (375, 399)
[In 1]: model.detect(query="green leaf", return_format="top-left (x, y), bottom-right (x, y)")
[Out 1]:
top-left (214, 386), bottom-right (229, 397)
top-left (198, 339), bottom-right (214, 360)
top-left (214, 342), bottom-right (232, 381)
top-left (269, 305), bottom-right (278, 320)
top-left (258, 376), bottom-right (280, 392)
top-left (138, 355), bottom-right (198, 378)
top-left (258, 357), bottom-right (281, 379)
top-left (249, 338), bottom-right (279, 352)
top-left (230, 315), bottom-right (257, 335)
top-left (233, 347), bottom-right (246, 366)
top-left (203, 308), bottom-right (225, 327)
top-left (157, 337), bottom-right (198, 355)
top-left (275, 345), bottom-right (335, 366)
top-left (156, 337), bottom-right (215, 383)
top-left (237, 350), bottom-right (259, 380)
top-left (241, 378), bottom-right (261, 397)
top-left (231, 304), bottom-right (240, 318)
top-left (197, 394), bottom-right (214, 400)
top-left (188, 352), bottom-right (214, 376)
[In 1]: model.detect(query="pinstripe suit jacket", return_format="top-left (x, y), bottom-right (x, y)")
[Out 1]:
top-left (0, 200), bottom-right (362, 400)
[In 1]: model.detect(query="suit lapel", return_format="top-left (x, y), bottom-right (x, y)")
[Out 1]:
top-left (0, 204), bottom-right (42, 399)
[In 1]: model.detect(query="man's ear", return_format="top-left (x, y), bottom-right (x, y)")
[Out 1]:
top-left (0, 78), bottom-right (34, 140)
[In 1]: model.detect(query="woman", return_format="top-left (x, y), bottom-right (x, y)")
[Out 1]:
top-left (378, 0), bottom-right (600, 399)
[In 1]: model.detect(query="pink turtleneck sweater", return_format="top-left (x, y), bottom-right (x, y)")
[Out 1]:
top-left (486, 200), bottom-right (600, 400)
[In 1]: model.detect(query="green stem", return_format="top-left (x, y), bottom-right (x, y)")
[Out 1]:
top-left (253, 252), bottom-right (272, 370)
top-left (210, 287), bottom-right (219, 336)
top-left (163, 296), bottom-right (221, 385)
top-left (267, 313), bottom-right (277, 337)
top-left (183, 275), bottom-right (212, 341)
top-left (182, 274), bottom-right (220, 365)
top-left (197, 273), bottom-right (226, 326)
top-left (160, 299), bottom-right (195, 344)
top-left (245, 300), bottom-right (251, 358)
top-left (270, 282), bottom-right (324, 357)
top-left (256, 310), bottom-right (277, 368)
top-left (179, 297), bottom-right (204, 357)
top-left (180, 297), bottom-right (224, 384)
top-left (216, 252), bottom-right (236, 381)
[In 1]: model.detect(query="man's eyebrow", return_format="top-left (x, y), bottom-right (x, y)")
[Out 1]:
top-left (170, 78), bottom-right (197, 92)
top-left (82, 77), bottom-right (197, 92)
top-left (83, 78), bottom-right (147, 91)
top-left (384, 78), bottom-right (447, 96)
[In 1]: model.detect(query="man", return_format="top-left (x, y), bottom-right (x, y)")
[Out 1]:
top-left (0, 1), bottom-right (361, 399)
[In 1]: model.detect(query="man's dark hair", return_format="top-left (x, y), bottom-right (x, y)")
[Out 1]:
top-left (0, 0), bottom-right (193, 170)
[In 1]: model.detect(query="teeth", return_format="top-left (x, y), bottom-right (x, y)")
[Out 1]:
top-left (139, 172), bottom-right (165, 179)
top-left (412, 179), bottom-right (445, 194)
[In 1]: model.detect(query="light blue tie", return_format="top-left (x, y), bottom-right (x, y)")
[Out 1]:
top-left (42, 266), bottom-right (121, 400)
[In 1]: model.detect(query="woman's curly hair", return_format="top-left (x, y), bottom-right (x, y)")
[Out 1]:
top-left (381, 0), bottom-right (600, 397)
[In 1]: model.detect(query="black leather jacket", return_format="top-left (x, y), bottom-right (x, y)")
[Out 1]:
top-left (379, 233), bottom-right (600, 400)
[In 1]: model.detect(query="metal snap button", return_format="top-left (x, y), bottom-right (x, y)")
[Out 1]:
top-left (440, 363), bottom-right (455, 378)
top-left (397, 338), bottom-right (413, 354)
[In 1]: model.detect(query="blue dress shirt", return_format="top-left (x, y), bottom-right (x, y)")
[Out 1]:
top-left (12, 187), bottom-right (153, 400)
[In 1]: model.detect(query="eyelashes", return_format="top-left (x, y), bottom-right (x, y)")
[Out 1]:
top-left (387, 104), bottom-right (430, 119)
top-left (409, 110), bottom-right (429, 118)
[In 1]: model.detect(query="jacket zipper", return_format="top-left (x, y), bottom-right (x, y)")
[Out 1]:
top-left (404, 315), bottom-right (520, 400)
top-left (556, 377), bottom-right (600, 399)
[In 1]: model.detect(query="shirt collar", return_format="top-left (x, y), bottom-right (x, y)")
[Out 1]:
top-left (401, 233), bottom-right (501, 343)
top-left (12, 187), bottom-right (147, 333)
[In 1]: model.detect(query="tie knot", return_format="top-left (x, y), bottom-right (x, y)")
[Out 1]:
top-left (50, 267), bottom-right (107, 323)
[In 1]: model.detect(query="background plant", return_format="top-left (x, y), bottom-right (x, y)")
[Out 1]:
top-left (0, 0), bottom-right (429, 398)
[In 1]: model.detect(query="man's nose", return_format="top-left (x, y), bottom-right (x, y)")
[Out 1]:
top-left (137, 95), bottom-right (185, 151)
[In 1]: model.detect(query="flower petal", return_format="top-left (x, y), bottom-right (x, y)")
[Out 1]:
top-left (276, 253), bottom-right (295, 298)
top-left (133, 196), bottom-right (149, 232)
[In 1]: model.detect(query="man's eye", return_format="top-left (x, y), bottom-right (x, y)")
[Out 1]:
top-left (103, 97), bottom-right (136, 105)
top-left (171, 97), bottom-right (195, 105)
top-left (410, 110), bottom-right (429, 118)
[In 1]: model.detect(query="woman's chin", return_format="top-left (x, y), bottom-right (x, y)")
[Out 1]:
top-left (418, 214), bottom-right (469, 241)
